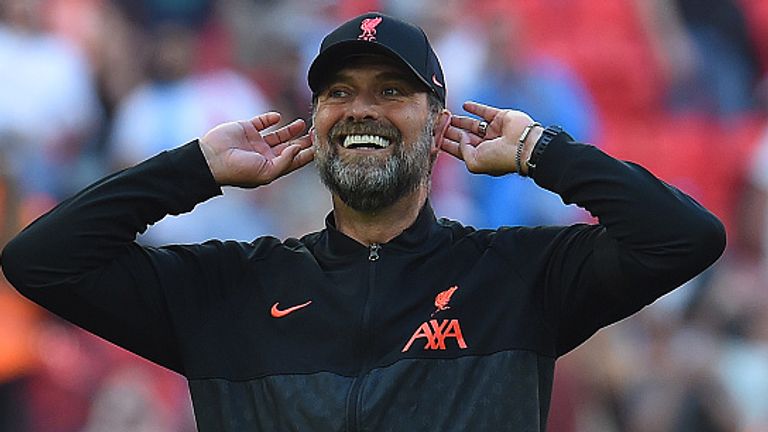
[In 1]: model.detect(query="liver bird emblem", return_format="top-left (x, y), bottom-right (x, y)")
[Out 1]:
top-left (359, 16), bottom-right (383, 41)
top-left (432, 285), bottom-right (458, 316)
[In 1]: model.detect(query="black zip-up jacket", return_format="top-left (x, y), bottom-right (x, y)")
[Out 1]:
top-left (1, 134), bottom-right (725, 431)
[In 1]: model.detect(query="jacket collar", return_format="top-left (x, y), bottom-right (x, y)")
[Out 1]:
top-left (322, 202), bottom-right (438, 257)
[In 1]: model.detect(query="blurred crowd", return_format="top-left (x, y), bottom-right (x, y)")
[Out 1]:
top-left (1, 0), bottom-right (768, 431)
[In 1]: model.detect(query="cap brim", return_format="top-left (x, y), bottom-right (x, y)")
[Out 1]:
top-left (308, 40), bottom-right (432, 96)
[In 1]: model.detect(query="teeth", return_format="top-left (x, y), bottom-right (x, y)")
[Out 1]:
top-left (342, 135), bottom-right (390, 149)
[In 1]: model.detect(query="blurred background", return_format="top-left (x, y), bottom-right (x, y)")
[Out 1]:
top-left (1, 0), bottom-right (768, 430)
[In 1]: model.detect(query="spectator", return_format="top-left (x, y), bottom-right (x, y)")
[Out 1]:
top-left (660, 0), bottom-right (760, 116)
top-left (108, 22), bottom-right (275, 244)
top-left (465, 13), bottom-right (598, 228)
top-left (0, 0), bottom-right (101, 198)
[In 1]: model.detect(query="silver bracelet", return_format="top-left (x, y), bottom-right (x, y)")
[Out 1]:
top-left (516, 122), bottom-right (541, 177)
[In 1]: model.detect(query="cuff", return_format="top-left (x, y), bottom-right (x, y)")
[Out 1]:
top-left (531, 132), bottom-right (578, 191)
top-left (164, 140), bottom-right (222, 213)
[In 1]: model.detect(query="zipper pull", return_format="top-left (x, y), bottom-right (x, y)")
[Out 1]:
top-left (368, 243), bottom-right (381, 261)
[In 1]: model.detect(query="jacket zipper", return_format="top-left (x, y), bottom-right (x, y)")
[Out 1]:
top-left (368, 243), bottom-right (381, 261)
top-left (346, 243), bottom-right (380, 432)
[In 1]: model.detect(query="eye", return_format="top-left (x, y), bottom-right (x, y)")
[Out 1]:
top-left (328, 87), bottom-right (350, 98)
top-left (382, 87), bottom-right (401, 97)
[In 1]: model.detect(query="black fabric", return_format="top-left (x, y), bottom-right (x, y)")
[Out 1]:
top-left (189, 350), bottom-right (554, 432)
top-left (0, 137), bottom-right (726, 431)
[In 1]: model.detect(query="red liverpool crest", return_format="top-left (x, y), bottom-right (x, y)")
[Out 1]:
top-left (358, 16), bottom-right (383, 41)
top-left (432, 285), bottom-right (458, 317)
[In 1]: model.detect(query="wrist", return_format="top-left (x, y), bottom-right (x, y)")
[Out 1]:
top-left (516, 123), bottom-right (543, 176)
top-left (525, 125), bottom-right (569, 178)
top-left (198, 138), bottom-right (224, 185)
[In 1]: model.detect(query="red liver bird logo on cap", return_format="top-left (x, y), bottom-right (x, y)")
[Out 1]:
top-left (359, 16), bottom-right (383, 41)
top-left (432, 285), bottom-right (458, 317)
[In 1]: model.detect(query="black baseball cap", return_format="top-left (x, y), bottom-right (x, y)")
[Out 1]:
top-left (308, 12), bottom-right (446, 104)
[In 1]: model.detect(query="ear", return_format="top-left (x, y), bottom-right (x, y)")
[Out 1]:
top-left (432, 109), bottom-right (452, 154)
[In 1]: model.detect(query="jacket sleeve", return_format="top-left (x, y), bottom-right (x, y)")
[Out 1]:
top-left (524, 133), bottom-right (726, 356)
top-left (0, 141), bottom-right (223, 373)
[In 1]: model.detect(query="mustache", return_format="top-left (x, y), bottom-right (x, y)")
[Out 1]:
top-left (328, 119), bottom-right (402, 143)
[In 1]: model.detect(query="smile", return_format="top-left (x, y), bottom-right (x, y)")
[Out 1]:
top-left (342, 134), bottom-right (391, 149)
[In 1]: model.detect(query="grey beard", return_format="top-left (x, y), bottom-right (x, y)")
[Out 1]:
top-left (315, 119), bottom-right (434, 213)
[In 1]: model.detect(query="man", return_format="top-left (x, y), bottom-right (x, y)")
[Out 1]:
top-left (1, 12), bottom-right (725, 431)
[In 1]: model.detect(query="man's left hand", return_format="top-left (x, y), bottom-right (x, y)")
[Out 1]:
top-left (442, 101), bottom-right (543, 176)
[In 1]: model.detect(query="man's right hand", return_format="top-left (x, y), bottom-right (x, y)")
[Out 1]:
top-left (199, 112), bottom-right (315, 188)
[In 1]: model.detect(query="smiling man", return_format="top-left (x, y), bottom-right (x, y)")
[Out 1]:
top-left (314, 57), bottom-right (435, 206)
top-left (1, 12), bottom-right (726, 432)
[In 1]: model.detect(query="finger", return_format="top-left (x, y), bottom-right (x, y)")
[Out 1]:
top-left (462, 101), bottom-right (503, 121)
top-left (308, 126), bottom-right (316, 145)
top-left (287, 146), bottom-right (316, 172)
top-left (457, 131), bottom-right (478, 169)
top-left (445, 125), bottom-right (482, 147)
top-left (250, 112), bottom-right (282, 131)
top-left (268, 144), bottom-right (303, 178)
top-left (450, 115), bottom-right (490, 138)
top-left (273, 134), bottom-right (312, 155)
top-left (450, 115), bottom-right (480, 130)
top-left (440, 137), bottom-right (463, 160)
top-left (263, 119), bottom-right (306, 146)
top-left (240, 112), bottom-right (282, 144)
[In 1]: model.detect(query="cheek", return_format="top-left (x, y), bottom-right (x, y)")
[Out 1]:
top-left (312, 108), bottom-right (334, 138)
top-left (398, 111), bottom-right (431, 142)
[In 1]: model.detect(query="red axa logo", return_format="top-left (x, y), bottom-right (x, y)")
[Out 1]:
top-left (402, 319), bottom-right (468, 352)
top-left (358, 16), bottom-right (383, 41)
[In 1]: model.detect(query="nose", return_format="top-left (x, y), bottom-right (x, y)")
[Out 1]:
top-left (346, 93), bottom-right (380, 122)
